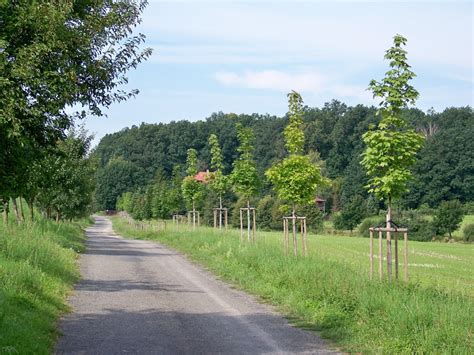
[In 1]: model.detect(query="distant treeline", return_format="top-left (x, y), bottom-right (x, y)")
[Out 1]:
top-left (94, 102), bottom-right (473, 212)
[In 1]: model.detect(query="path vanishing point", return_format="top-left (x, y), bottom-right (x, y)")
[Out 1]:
top-left (55, 216), bottom-right (338, 354)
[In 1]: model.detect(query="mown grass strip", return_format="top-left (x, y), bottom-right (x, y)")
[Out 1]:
top-left (0, 217), bottom-right (90, 354)
top-left (112, 216), bottom-right (473, 353)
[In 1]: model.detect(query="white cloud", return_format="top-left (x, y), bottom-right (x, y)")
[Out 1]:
top-left (214, 70), bottom-right (374, 104)
top-left (215, 70), bottom-right (326, 93)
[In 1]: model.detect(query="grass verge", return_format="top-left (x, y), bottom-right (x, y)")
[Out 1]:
top-left (112, 216), bottom-right (473, 353)
top-left (0, 217), bottom-right (90, 354)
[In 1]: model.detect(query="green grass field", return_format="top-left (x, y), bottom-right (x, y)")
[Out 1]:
top-left (0, 216), bottom-right (89, 354)
top-left (112, 216), bottom-right (473, 353)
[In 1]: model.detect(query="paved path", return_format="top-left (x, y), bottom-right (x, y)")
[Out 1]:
top-left (55, 216), bottom-right (338, 354)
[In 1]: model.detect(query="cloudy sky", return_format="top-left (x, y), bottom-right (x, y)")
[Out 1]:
top-left (84, 0), bottom-right (473, 146)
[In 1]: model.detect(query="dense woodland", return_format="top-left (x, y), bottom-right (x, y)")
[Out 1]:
top-left (94, 103), bottom-right (473, 232)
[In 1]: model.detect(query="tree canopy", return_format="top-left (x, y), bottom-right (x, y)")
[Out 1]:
top-left (361, 34), bottom-right (424, 204)
top-left (266, 91), bottom-right (327, 211)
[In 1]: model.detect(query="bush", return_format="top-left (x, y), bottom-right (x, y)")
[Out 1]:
top-left (433, 200), bottom-right (464, 238)
top-left (358, 216), bottom-right (385, 237)
top-left (297, 202), bottom-right (324, 232)
top-left (256, 195), bottom-right (275, 231)
top-left (463, 224), bottom-right (474, 242)
top-left (463, 202), bottom-right (474, 214)
top-left (405, 219), bottom-right (437, 242)
top-left (334, 195), bottom-right (366, 233)
top-left (270, 199), bottom-right (286, 230)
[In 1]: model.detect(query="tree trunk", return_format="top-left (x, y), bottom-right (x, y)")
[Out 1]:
top-left (2, 199), bottom-right (8, 225)
top-left (219, 196), bottom-right (222, 230)
top-left (56, 210), bottom-right (61, 223)
top-left (19, 198), bottom-right (25, 221)
top-left (28, 198), bottom-right (34, 222)
top-left (192, 200), bottom-right (196, 229)
top-left (247, 199), bottom-right (251, 242)
top-left (386, 198), bottom-right (392, 281)
top-left (12, 198), bottom-right (22, 223)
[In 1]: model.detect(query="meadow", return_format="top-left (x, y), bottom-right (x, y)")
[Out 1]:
top-left (112, 216), bottom-right (473, 353)
top-left (0, 214), bottom-right (89, 354)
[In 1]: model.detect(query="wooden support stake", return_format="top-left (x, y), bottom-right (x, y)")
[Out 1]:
top-left (300, 220), bottom-right (305, 257)
top-left (292, 216), bottom-right (297, 257)
top-left (224, 210), bottom-right (228, 231)
top-left (369, 229), bottom-right (374, 279)
top-left (378, 230), bottom-right (383, 281)
top-left (239, 209), bottom-right (243, 242)
top-left (404, 232), bottom-right (408, 282)
top-left (197, 212), bottom-right (200, 227)
top-left (395, 231), bottom-right (399, 280)
top-left (252, 208), bottom-right (256, 242)
top-left (387, 229), bottom-right (392, 282)
top-left (304, 219), bottom-right (308, 257)
top-left (283, 219), bottom-right (289, 255)
top-left (302, 219), bottom-right (308, 257)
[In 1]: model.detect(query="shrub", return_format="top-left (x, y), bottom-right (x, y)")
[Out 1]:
top-left (463, 202), bottom-right (474, 214)
top-left (405, 219), bottom-right (437, 242)
top-left (270, 199), bottom-right (286, 230)
top-left (358, 216), bottom-right (385, 237)
top-left (433, 200), bottom-right (464, 238)
top-left (297, 202), bottom-right (324, 232)
top-left (256, 195), bottom-right (275, 231)
top-left (334, 195), bottom-right (366, 233)
top-left (463, 224), bottom-right (474, 242)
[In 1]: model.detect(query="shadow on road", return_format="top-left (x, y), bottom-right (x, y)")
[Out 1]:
top-left (56, 308), bottom-right (336, 354)
top-left (76, 279), bottom-right (204, 294)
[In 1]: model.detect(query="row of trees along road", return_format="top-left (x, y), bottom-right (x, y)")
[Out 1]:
top-left (110, 35), bottom-right (472, 242)
top-left (0, 1), bottom-right (151, 222)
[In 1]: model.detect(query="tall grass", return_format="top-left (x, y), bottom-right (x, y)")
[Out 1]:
top-left (112, 217), bottom-right (473, 353)
top-left (0, 216), bottom-right (89, 354)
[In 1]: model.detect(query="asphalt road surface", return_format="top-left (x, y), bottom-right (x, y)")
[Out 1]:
top-left (55, 216), bottom-right (338, 354)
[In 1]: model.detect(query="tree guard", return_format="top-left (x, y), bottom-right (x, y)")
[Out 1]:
top-left (282, 215), bottom-right (307, 257)
top-left (187, 210), bottom-right (200, 229)
top-left (369, 226), bottom-right (408, 282)
top-left (239, 207), bottom-right (256, 242)
top-left (213, 208), bottom-right (228, 231)
top-left (172, 214), bottom-right (187, 226)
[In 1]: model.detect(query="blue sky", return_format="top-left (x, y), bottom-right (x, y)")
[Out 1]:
top-left (84, 0), bottom-right (473, 146)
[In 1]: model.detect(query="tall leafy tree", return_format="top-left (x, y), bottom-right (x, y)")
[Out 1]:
top-left (181, 149), bottom-right (204, 214)
top-left (361, 35), bottom-right (424, 229)
top-left (208, 134), bottom-right (228, 228)
top-left (0, 0), bottom-right (151, 208)
top-left (34, 128), bottom-right (96, 220)
top-left (230, 123), bottom-right (260, 239)
top-left (433, 200), bottom-right (464, 238)
top-left (266, 91), bottom-right (327, 218)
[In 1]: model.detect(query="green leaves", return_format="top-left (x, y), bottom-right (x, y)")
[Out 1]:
top-left (362, 35), bottom-right (424, 203)
top-left (266, 155), bottom-right (328, 206)
top-left (181, 175), bottom-right (204, 206)
top-left (182, 149), bottom-right (204, 205)
top-left (266, 91), bottom-right (328, 210)
top-left (369, 34), bottom-right (418, 118)
top-left (230, 124), bottom-right (260, 198)
top-left (186, 148), bottom-right (198, 176)
top-left (208, 134), bottom-right (228, 197)
top-left (284, 91), bottom-right (305, 154)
